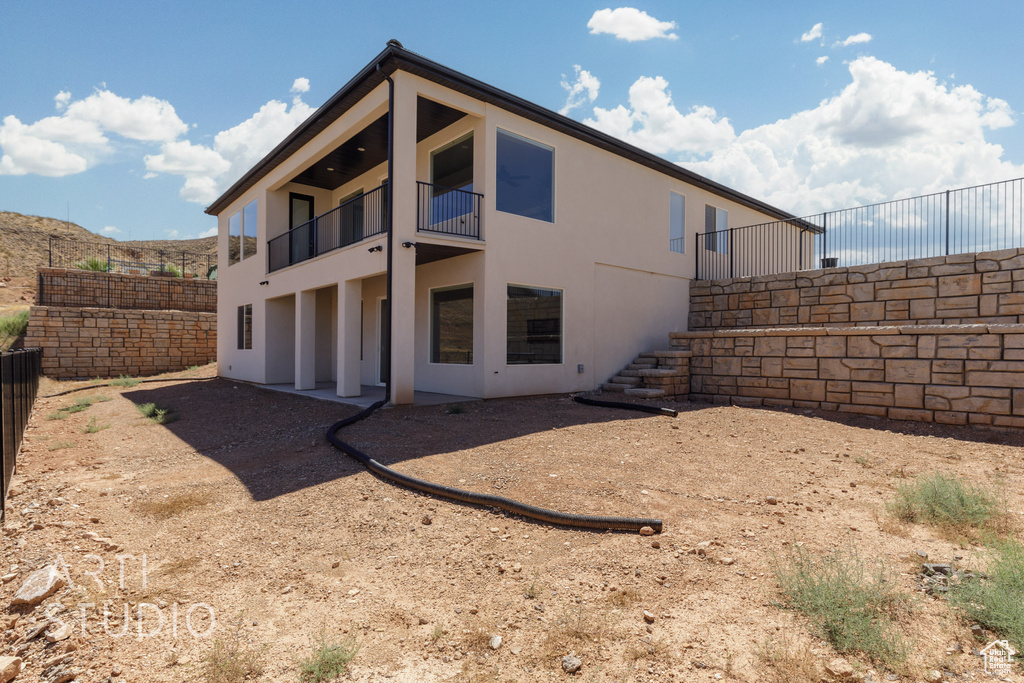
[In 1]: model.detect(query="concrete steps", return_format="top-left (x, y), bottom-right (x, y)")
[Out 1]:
top-left (601, 349), bottom-right (691, 399)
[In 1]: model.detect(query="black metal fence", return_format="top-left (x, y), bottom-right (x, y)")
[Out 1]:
top-left (1, 348), bottom-right (41, 523)
top-left (269, 184), bottom-right (387, 272)
top-left (695, 176), bottom-right (1024, 280)
top-left (49, 237), bottom-right (217, 279)
top-left (417, 182), bottom-right (483, 240)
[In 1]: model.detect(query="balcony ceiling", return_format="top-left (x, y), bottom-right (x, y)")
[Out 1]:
top-left (290, 97), bottom-right (467, 191)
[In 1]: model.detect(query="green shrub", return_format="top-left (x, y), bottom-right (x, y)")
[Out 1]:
top-left (137, 402), bottom-right (178, 425)
top-left (84, 417), bottom-right (110, 434)
top-left (0, 309), bottom-right (29, 350)
top-left (73, 257), bottom-right (111, 272)
top-left (162, 262), bottom-right (184, 277)
top-left (888, 472), bottom-right (1005, 536)
top-left (298, 630), bottom-right (359, 682)
top-left (951, 538), bottom-right (1024, 655)
top-left (773, 546), bottom-right (909, 667)
top-left (110, 374), bottom-right (140, 387)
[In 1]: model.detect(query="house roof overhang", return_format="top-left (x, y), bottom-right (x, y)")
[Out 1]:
top-left (205, 43), bottom-right (797, 222)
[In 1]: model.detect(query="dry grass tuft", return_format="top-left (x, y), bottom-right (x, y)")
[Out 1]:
top-left (137, 491), bottom-right (210, 520)
top-left (755, 635), bottom-right (821, 683)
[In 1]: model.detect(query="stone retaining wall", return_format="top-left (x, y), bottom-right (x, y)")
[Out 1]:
top-left (671, 325), bottom-right (1024, 429)
top-left (24, 306), bottom-right (216, 379)
top-left (689, 248), bottom-right (1024, 330)
top-left (37, 267), bottom-right (216, 313)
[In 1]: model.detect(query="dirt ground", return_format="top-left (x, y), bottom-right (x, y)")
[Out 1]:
top-left (3, 365), bottom-right (1024, 682)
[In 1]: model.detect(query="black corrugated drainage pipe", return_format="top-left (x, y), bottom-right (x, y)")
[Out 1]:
top-left (325, 400), bottom-right (665, 533)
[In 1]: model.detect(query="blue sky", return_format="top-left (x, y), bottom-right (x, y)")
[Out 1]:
top-left (1, 1), bottom-right (1022, 241)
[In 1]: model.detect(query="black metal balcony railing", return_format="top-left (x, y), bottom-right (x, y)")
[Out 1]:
top-left (417, 182), bottom-right (482, 239)
top-left (695, 176), bottom-right (1024, 280)
top-left (268, 184), bottom-right (388, 272)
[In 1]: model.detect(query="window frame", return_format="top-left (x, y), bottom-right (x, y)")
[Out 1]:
top-left (429, 283), bottom-right (474, 366)
top-left (704, 204), bottom-right (729, 254)
top-left (505, 283), bottom-right (563, 366)
top-left (227, 199), bottom-right (258, 266)
top-left (669, 191), bottom-right (685, 254)
top-left (237, 303), bottom-right (252, 350)
top-left (495, 128), bottom-right (555, 224)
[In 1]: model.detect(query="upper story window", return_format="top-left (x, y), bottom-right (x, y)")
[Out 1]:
top-left (670, 192), bottom-right (685, 254)
top-left (228, 199), bottom-right (258, 266)
top-left (496, 129), bottom-right (554, 223)
top-left (704, 204), bottom-right (728, 254)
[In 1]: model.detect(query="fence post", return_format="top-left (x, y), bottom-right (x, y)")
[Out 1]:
top-left (944, 190), bottom-right (950, 256)
top-left (729, 229), bottom-right (734, 279)
top-left (48, 236), bottom-right (53, 268)
top-left (821, 213), bottom-right (828, 268)
top-left (107, 243), bottom-right (111, 272)
top-left (694, 233), bottom-right (699, 281)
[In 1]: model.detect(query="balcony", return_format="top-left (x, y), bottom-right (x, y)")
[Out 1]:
top-left (267, 182), bottom-right (484, 273)
top-left (416, 182), bottom-right (482, 240)
top-left (268, 185), bottom-right (387, 272)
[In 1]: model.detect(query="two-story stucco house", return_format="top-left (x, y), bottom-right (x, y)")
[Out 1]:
top-left (206, 41), bottom-right (795, 405)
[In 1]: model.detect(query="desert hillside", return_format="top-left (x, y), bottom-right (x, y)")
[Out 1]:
top-left (0, 210), bottom-right (217, 277)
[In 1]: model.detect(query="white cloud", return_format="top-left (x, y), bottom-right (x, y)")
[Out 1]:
top-left (559, 65), bottom-right (601, 115)
top-left (0, 115), bottom-right (90, 176)
top-left (197, 226), bottom-right (218, 238)
top-left (141, 85), bottom-right (314, 204)
top-left (587, 8), bottom-right (678, 42)
top-left (580, 56), bottom-right (1020, 215)
top-left (0, 82), bottom-right (312, 205)
top-left (0, 89), bottom-right (187, 176)
top-left (585, 76), bottom-right (735, 155)
top-left (100, 225), bottom-right (121, 235)
top-left (165, 229), bottom-right (179, 238)
top-left (840, 32), bottom-right (872, 47)
top-left (816, 56), bottom-right (829, 66)
top-left (800, 23), bottom-right (823, 42)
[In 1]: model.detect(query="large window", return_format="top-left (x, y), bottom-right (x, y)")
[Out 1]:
top-left (670, 192), bottom-right (685, 253)
top-left (237, 304), bottom-right (252, 350)
top-left (430, 285), bottom-right (473, 365)
top-left (228, 199), bottom-right (258, 265)
top-left (507, 285), bottom-right (562, 365)
top-left (496, 129), bottom-right (554, 223)
top-left (704, 204), bottom-right (728, 254)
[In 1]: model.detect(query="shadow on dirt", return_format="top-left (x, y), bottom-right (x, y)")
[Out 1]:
top-left (123, 378), bottom-right (672, 502)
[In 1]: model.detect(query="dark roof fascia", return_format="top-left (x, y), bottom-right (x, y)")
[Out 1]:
top-left (206, 45), bottom-right (796, 222)
top-left (204, 46), bottom-right (399, 216)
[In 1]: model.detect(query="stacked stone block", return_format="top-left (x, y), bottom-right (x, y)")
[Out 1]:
top-left (25, 306), bottom-right (217, 380)
top-left (674, 325), bottom-right (1024, 428)
top-left (602, 350), bottom-right (691, 399)
top-left (38, 267), bottom-right (216, 313)
top-left (689, 248), bottom-right (1024, 331)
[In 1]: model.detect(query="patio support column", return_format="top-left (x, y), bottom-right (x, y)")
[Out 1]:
top-left (295, 288), bottom-right (316, 390)
top-left (336, 279), bottom-right (361, 397)
top-left (388, 73), bottom-right (417, 405)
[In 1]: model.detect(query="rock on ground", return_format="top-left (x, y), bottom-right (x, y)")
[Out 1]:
top-left (562, 654), bottom-right (582, 673)
top-left (0, 657), bottom-right (23, 683)
top-left (11, 565), bottom-right (65, 607)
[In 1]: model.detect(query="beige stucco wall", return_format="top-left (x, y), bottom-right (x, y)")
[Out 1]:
top-left (215, 70), bottom-right (789, 401)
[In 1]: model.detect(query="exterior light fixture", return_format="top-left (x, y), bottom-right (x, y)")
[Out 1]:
top-left (259, 280), bottom-right (269, 286)
top-left (368, 245), bottom-right (383, 253)
top-left (357, 147), bottom-right (365, 152)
